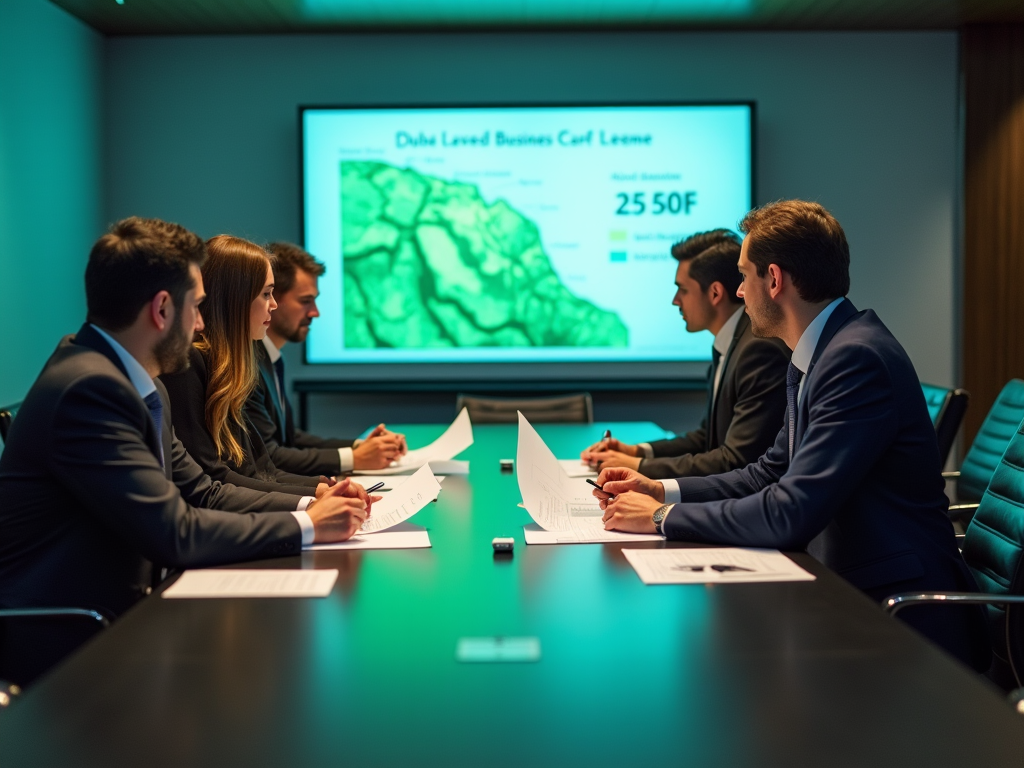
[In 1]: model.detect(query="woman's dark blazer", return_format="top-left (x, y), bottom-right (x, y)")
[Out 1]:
top-left (160, 347), bottom-right (320, 497)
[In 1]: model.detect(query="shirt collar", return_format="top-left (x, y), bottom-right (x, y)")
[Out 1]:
top-left (261, 334), bottom-right (282, 363)
top-left (790, 297), bottom-right (845, 374)
top-left (713, 305), bottom-right (744, 357)
top-left (89, 324), bottom-right (157, 398)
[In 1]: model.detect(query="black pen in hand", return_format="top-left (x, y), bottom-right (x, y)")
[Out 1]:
top-left (364, 481), bottom-right (385, 493)
top-left (586, 478), bottom-right (616, 500)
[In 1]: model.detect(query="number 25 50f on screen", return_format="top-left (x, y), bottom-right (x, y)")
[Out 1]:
top-left (615, 191), bottom-right (697, 215)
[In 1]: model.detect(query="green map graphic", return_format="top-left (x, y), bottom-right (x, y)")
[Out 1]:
top-left (341, 161), bottom-right (628, 349)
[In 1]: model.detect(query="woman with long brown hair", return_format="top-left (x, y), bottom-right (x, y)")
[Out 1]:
top-left (162, 235), bottom-right (326, 497)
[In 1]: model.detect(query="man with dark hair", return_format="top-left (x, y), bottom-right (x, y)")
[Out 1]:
top-left (246, 242), bottom-right (405, 476)
top-left (0, 218), bottom-right (371, 685)
top-left (592, 201), bottom-right (988, 670)
top-left (581, 229), bottom-right (790, 478)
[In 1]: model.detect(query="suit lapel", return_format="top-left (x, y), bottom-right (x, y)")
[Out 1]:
top-left (795, 298), bottom-right (859, 449)
top-left (72, 324), bottom-right (165, 465)
top-left (255, 343), bottom-right (287, 436)
top-left (707, 311), bottom-right (748, 449)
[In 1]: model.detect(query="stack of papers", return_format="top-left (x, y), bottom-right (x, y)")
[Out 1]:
top-left (516, 413), bottom-right (663, 544)
top-left (622, 548), bottom-right (816, 584)
top-left (354, 409), bottom-right (473, 476)
top-left (163, 569), bottom-right (338, 598)
top-left (310, 522), bottom-right (431, 551)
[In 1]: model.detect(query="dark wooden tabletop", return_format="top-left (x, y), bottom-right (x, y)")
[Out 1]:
top-left (2, 422), bottom-right (1022, 766)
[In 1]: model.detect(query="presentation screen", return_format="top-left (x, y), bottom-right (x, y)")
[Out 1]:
top-left (302, 104), bottom-right (753, 366)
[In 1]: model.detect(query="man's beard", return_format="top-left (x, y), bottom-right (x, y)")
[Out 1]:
top-left (154, 312), bottom-right (193, 375)
top-left (746, 292), bottom-right (785, 339)
top-left (285, 320), bottom-right (312, 344)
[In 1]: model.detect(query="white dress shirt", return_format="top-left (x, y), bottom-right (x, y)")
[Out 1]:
top-left (261, 336), bottom-right (356, 473)
top-left (656, 297), bottom-right (846, 514)
top-left (637, 305), bottom-right (745, 460)
top-left (93, 325), bottom-right (316, 543)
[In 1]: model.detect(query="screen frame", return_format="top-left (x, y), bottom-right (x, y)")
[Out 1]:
top-left (297, 100), bottom-right (756, 383)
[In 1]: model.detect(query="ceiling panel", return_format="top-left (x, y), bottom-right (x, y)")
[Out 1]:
top-left (49, 0), bottom-right (1024, 35)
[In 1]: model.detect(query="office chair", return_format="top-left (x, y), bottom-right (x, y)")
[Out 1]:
top-left (0, 402), bottom-right (21, 443)
top-left (455, 393), bottom-right (594, 424)
top-left (884, 413), bottom-right (1024, 688)
top-left (943, 379), bottom-right (1024, 506)
top-left (919, 384), bottom-right (969, 467)
top-left (0, 609), bottom-right (111, 693)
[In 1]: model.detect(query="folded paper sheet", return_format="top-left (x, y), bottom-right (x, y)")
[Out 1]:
top-left (358, 464), bottom-right (440, 534)
top-left (517, 413), bottom-right (663, 544)
top-left (163, 569), bottom-right (338, 598)
top-left (622, 548), bottom-right (816, 585)
top-left (354, 408), bottom-right (473, 476)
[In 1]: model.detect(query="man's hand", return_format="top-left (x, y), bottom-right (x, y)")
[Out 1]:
top-left (592, 467), bottom-right (665, 507)
top-left (314, 482), bottom-right (330, 500)
top-left (307, 482), bottom-right (369, 543)
top-left (353, 424), bottom-right (405, 470)
top-left (346, 479), bottom-right (384, 513)
top-left (585, 450), bottom-right (642, 473)
top-left (601, 492), bottom-right (665, 533)
top-left (580, 438), bottom-right (640, 465)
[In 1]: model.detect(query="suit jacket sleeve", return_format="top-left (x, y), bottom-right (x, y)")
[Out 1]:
top-left (662, 342), bottom-right (899, 550)
top-left (161, 356), bottom-right (318, 498)
top-left (640, 339), bottom-right (789, 478)
top-left (168, 424), bottom-right (305, 513)
top-left (292, 428), bottom-right (353, 450)
top-left (645, 423), bottom-right (707, 460)
top-left (246, 386), bottom-right (342, 476)
top-left (50, 373), bottom-right (302, 568)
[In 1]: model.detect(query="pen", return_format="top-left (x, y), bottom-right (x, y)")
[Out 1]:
top-left (364, 481), bottom-right (385, 493)
top-left (585, 478), bottom-right (615, 499)
top-left (602, 429), bottom-right (612, 442)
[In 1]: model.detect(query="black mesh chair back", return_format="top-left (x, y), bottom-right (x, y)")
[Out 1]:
top-left (455, 393), bottom-right (593, 424)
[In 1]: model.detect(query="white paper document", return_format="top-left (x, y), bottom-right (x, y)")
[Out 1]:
top-left (353, 475), bottom-right (447, 493)
top-left (355, 409), bottom-right (473, 475)
top-left (622, 548), bottom-right (817, 585)
top-left (517, 413), bottom-right (664, 544)
top-left (559, 459), bottom-right (597, 478)
top-left (309, 522), bottom-right (431, 551)
top-left (357, 464), bottom-right (440, 533)
top-left (163, 569), bottom-right (338, 599)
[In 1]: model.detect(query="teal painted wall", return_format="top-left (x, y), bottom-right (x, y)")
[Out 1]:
top-left (103, 32), bottom-right (960, 397)
top-left (0, 0), bottom-right (104, 406)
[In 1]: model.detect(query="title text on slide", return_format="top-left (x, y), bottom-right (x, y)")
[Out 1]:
top-left (395, 130), bottom-right (653, 149)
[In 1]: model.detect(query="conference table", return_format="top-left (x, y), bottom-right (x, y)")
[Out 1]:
top-left (1, 422), bottom-right (1023, 766)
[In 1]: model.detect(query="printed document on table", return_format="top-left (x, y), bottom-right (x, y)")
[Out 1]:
top-left (163, 569), bottom-right (338, 598)
top-left (559, 459), bottom-right (597, 478)
top-left (517, 413), bottom-right (663, 544)
top-left (357, 464), bottom-right (440, 534)
top-left (622, 548), bottom-right (816, 585)
top-left (354, 408), bottom-right (473, 475)
top-left (309, 522), bottom-right (431, 551)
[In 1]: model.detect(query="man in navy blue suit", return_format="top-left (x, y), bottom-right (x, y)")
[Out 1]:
top-left (594, 200), bottom-right (988, 670)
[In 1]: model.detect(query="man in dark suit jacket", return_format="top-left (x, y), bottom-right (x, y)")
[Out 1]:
top-left (247, 242), bottom-right (405, 476)
top-left (581, 230), bottom-right (790, 478)
top-left (0, 218), bottom-right (370, 685)
top-left (594, 201), bottom-right (988, 670)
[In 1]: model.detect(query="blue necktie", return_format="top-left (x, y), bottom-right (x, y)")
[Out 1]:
top-left (786, 362), bottom-right (802, 462)
top-left (704, 347), bottom-right (722, 451)
top-left (143, 391), bottom-right (166, 467)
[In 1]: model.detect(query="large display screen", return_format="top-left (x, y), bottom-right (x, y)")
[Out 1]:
top-left (302, 104), bottom-right (753, 365)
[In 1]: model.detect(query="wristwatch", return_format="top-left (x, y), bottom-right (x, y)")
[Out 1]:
top-left (651, 504), bottom-right (672, 533)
